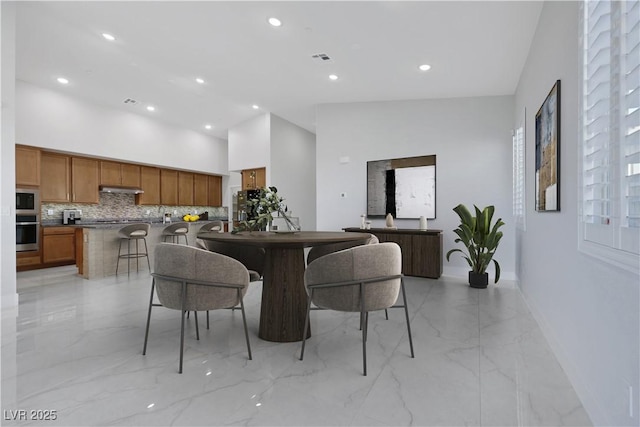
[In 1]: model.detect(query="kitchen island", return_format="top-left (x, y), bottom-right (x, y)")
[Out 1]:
top-left (76, 220), bottom-right (226, 279)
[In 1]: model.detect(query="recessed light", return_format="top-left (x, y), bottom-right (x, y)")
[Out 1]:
top-left (205, 124), bottom-right (212, 130)
top-left (56, 77), bottom-right (69, 85)
top-left (268, 17), bottom-right (282, 27)
top-left (102, 33), bottom-right (116, 41)
top-left (195, 78), bottom-right (205, 84)
top-left (418, 64), bottom-right (432, 71)
top-left (252, 105), bottom-right (260, 110)
top-left (329, 74), bottom-right (338, 81)
top-left (146, 105), bottom-right (155, 112)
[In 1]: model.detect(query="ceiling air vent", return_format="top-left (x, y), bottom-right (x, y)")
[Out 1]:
top-left (123, 98), bottom-right (138, 105)
top-left (311, 53), bottom-right (332, 62)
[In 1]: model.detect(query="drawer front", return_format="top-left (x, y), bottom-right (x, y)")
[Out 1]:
top-left (43, 227), bottom-right (75, 236)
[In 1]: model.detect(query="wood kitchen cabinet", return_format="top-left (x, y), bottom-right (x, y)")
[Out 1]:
top-left (208, 175), bottom-right (222, 206)
top-left (160, 169), bottom-right (178, 205)
top-left (193, 174), bottom-right (209, 206)
top-left (16, 145), bottom-right (41, 187)
top-left (41, 152), bottom-right (71, 202)
top-left (100, 161), bottom-right (141, 187)
top-left (136, 166), bottom-right (161, 205)
top-left (17, 251), bottom-right (42, 270)
top-left (71, 157), bottom-right (99, 203)
top-left (178, 172), bottom-right (194, 205)
top-left (241, 167), bottom-right (266, 189)
top-left (42, 227), bottom-right (76, 264)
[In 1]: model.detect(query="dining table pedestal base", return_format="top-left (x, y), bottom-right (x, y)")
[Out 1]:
top-left (259, 247), bottom-right (311, 342)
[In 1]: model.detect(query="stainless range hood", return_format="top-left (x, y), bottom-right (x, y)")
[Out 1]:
top-left (99, 185), bottom-right (144, 194)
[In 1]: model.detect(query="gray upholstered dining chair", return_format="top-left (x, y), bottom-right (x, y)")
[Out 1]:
top-left (306, 233), bottom-right (378, 265)
top-left (142, 243), bottom-right (252, 373)
top-left (199, 239), bottom-right (265, 283)
top-left (299, 242), bottom-right (415, 376)
top-left (306, 234), bottom-right (388, 320)
top-left (196, 238), bottom-right (266, 329)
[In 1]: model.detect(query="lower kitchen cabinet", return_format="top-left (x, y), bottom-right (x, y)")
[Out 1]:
top-left (17, 251), bottom-right (42, 269)
top-left (42, 227), bottom-right (76, 264)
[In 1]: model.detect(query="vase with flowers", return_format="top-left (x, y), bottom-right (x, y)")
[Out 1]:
top-left (233, 186), bottom-right (298, 233)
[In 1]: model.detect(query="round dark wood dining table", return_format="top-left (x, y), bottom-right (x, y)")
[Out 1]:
top-left (198, 231), bottom-right (371, 342)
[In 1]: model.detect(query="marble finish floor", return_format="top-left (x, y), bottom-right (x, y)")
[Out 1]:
top-left (2, 266), bottom-right (592, 426)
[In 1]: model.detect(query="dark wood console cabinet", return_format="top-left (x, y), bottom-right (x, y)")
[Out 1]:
top-left (343, 228), bottom-right (442, 279)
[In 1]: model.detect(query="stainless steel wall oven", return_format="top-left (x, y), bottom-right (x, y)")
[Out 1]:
top-left (16, 189), bottom-right (40, 252)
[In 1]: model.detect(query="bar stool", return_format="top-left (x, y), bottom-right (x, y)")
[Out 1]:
top-left (198, 220), bottom-right (224, 233)
top-left (116, 223), bottom-right (151, 276)
top-left (162, 222), bottom-right (190, 245)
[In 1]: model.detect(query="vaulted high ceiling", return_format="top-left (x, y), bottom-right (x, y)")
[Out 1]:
top-left (15, 1), bottom-right (543, 139)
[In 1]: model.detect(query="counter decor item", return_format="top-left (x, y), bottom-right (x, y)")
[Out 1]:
top-left (419, 215), bottom-right (427, 230)
top-left (445, 204), bottom-right (504, 288)
top-left (385, 213), bottom-right (397, 229)
top-left (232, 186), bottom-right (298, 233)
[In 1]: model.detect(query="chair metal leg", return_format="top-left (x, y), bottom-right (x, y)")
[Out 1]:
top-left (179, 281), bottom-right (187, 374)
top-left (206, 311), bottom-right (210, 330)
top-left (135, 239), bottom-right (140, 271)
top-left (143, 237), bottom-right (150, 271)
top-left (127, 238), bottom-right (131, 276)
top-left (385, 309), bottom-right (389, 320)
top-left (116, 239), bottom-right (123, 275)
top-left (194, 311), bottom-right (200, 340)
top-left (299, 290), bottom-right (314, 360)
top-left (360, 282), bottom-right (367, 376)
top-left (142, 279), bottom-right (156, 355)
top-left (400, 278), bottom-right (415, 358)
top-left (238, 289), bottom-right (252, 360)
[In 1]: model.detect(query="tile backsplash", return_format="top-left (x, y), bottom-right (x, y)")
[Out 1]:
top-left (41, 192), bottom-right (228, 222)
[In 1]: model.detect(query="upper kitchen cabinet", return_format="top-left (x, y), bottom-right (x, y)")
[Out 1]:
top-left (41, 152), bottom-right (71, 202)
top-left (15, 145), bottom-right (41, 187)
top-left (178, 172), bottom-right (194, 205)
top-left (160, 169), bottom-right (178, 205)
top-left (121, 164), bottom-right (141, 187)
top-left (193, 174), bottom-right (209, 206)
top-left (71, 157), bottom-right (99, 203)
top-left (241, 167), bottom-right (266, 190)
top-left (100, 161), bottom-right (141, 187)
top-left (208, 175), bottom-right (222, 207)
top-left (136, 166), bottom-right (160, 205)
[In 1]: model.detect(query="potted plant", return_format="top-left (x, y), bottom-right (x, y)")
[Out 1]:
top-left (233, 186), bottom-right (297, 233)
top-left (445, 204), bottom-right (504, 288)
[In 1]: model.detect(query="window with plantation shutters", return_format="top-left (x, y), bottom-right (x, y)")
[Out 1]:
top-left (513, 121), bottom-right (526, 231)
top-left (580, 0), bottom-right (640, 271)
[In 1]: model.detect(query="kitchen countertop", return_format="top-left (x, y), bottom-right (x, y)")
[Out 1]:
top-left (42, 218), bottom-right (228, 229)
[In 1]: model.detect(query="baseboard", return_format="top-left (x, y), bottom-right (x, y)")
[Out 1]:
top-left (1, 292), bottom-right (19, 311)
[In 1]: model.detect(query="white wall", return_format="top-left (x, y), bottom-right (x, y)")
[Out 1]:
top-left (228, 113), bottom-right (270, 174)
top-left (16, 81), bottom-right (228, 175)
top-left (270, 114), bottom-right (316, 231)
top-left (1, 2), bottom-right (18, 310)
top-left (316, 97), bottom-right (516, 279)
top-left (514, 2), bottom-right (639, 426)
